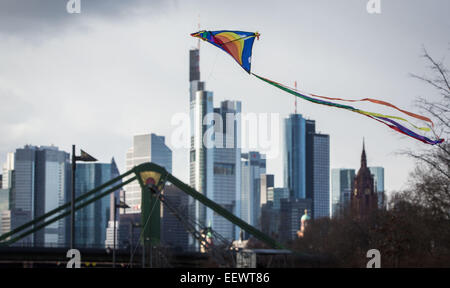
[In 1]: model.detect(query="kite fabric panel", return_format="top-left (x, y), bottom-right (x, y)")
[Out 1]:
top-left (190, 30), bottom-right (445, 145)
top-left (191, 30), bottom-right (260, 73)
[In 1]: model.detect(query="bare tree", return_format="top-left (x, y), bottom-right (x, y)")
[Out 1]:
top-left (402, 48), bottom-right (450, 218)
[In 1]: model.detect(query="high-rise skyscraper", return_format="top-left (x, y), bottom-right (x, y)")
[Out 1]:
top-left (240, 152), bottom-right (266, 232)
top-left (0, 188), bottom-right (9, 212)
top-left (260, 174), bottom-right (274, 206)
top-left (283, 114), bottom-right (330, 219)
top-left (189, 48), bottom-right (214, 249)
top-left (259, 174), bottom-right (274, 228)
top-left (0, 153), bottom-right (14, 237)
top-left (0, 186), bottom-right (9, 234)
top-left (331, 168), bottom-right (355, 217)
top-left (75, 159), bottom-right (121, 248)
top-left (210, 100), bottom-right (241, 241)
top-left (2, 152), bottom-right (14, 190)
top-left (369, 166), bottom-right (385, 208)
top-left (284, 114), bottom-right (306, 199)
top-left (5, 145), bottom-right (71, 246)
top-left (124, 133), bottom-right (172, 214)
top-left (312, 134), bottom-right (330, 219)
top-left (160, 184), bottom-right (190, 251)
top-left (305, 120), bottom-right (316, 200)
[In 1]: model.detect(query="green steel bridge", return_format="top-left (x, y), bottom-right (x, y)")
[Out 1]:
top-left (0, 162), bottom-right (330, 267)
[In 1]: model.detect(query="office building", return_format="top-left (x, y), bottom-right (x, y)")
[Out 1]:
top-left (312, 134), bottom-right (330, 219)
top-left (279, 198), bottom-right (312, 242)
top-left (241, 152), bottom-right (266, 231)
top-left (161, 184), bottom-right (190, 251)
top-left (116, 213), bottom-right (141, 249)
top-left (2, 145), bottom-right (71, 246)
top-left (210, 100), bottom-right (241, 241)
top-left (260, 174), bottom-right (274, 207)
top-left (267, 187), bottom-right (290, 210)
top-left (283, 114), bottom-right (330, 219)
top-left (124, 133), bottom-right (172, 214)
top-left (260, 201), bottom-right (280, 240)
top-left (331, 168), bottom-right (355, 217)
top-left (284, 114), bottom-right (306, 199)
top-left (0, 188), bottom-right (9, 212)
top-left (369, 166), bottom-right (385, 208)
top-left (75, 159), bottom-right (121, 248)
top-left (2, 152), bottom-right (14, 190)
top-left (189, 48), bottom-right (214, 249)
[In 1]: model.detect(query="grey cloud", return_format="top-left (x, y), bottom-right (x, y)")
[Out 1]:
top-left (0, 0), bottom-right (175, 35)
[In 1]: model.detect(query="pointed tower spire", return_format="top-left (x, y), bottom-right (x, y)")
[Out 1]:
top-left (361, 138), bottom-right (367, 168)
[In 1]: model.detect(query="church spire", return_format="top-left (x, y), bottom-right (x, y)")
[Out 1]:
top-left (361, 138), bottom-right (367, 168)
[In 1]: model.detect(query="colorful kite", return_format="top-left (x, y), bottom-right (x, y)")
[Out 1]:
top-left (191, 30), bottom-right (259, 73)
top-left (191, 30), bottom-right (444, 145)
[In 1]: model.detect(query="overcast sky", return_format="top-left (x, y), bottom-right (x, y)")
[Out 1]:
top-left (0, 0), bottom-right (449, 194)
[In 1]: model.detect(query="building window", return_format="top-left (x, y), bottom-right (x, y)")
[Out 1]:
top-left (214, 163), bottom-right (234, 175)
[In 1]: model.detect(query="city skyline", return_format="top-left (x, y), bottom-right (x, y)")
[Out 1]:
top-left (1, 0), bottom-right (449, 201)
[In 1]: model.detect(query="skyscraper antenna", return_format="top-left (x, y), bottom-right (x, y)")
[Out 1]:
top-left (294, 81), bottom-right (298, 114)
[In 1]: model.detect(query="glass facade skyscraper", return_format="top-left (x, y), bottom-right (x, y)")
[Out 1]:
top-left (2, 152), bottom-right (14, 190)
top-left (161, 184), bottom-right (190, 251)
top-left (240, 152), bottom-right (266, 232)
top-left (284, 114), bottom-right (306, 199)
top-left (283, 114), bottom-right (330, 219)
top-left (260, 174), bottom-right (274, 207)
top-left (4, 145), bottom-right (71, 246)
top-left (210, 100), bottom-right (241, 241)
top-left (369, 166), bottom-right (385, 208)
top-left (267, 187), bottom-right (289, 210)
top-left (124, 133), bottom-right (172, 214)
top-left (369, 167), bottom-right (385, 193)
top-left (312, 134), bottom-right (330, 219)
top-left (331, 168), bottom-right (355, 217)
top-left (0, 153), bottom-right (13, 233)
top-left (189, 48), bottom-right (214, 249)
top-left (75, 159), bottom-right (121, 248)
